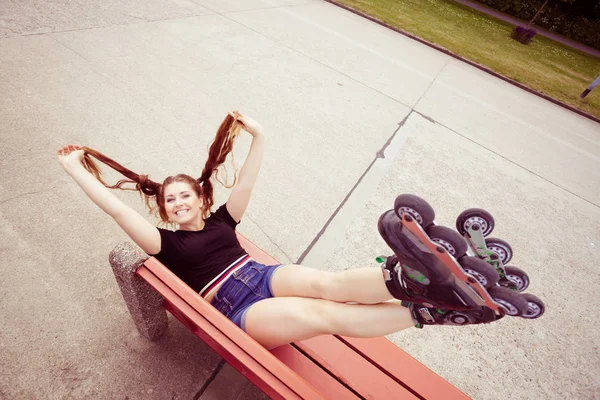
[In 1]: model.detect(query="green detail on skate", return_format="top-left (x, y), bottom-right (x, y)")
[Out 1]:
top-left (488, 260), bottom-right (505, 277)
top-left (403, 265), bottom-right (431, 285)
top-left (477, 246), bottom-right (494, 256)
top-left (407, 271), bottom-right (426, 283)
top-left (402, 265), bottom-right (431, 285)
top-left (412, 310), bottom-right (423, 329)
top-left (376, 257), bottom-right (386, 263)
top-left (436, 309), bottom-right (444, 314)
top-left (480, 254), bottom-right (505, 278)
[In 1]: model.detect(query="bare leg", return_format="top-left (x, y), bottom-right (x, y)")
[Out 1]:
top-left (271, 264), bottom-right (393, 304)
top-left (244, 297), bottom-right (414, 349)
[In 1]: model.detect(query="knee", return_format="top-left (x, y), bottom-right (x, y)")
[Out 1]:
top-left (301, 300), bottom-right (339, 334)
top-left (314, 271), bottom-right (348, 302)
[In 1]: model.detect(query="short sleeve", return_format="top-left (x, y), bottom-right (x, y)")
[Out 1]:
top-left (149, 228), bottom-right (177, 261)
top-left (210, 203), bottom-right (240, 228)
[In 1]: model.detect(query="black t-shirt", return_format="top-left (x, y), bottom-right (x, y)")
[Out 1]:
top-left (150, 203), bottom-right (248, 293)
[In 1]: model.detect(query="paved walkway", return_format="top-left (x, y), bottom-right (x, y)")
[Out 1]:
top-left (1, 1), bottom-right (599, 399)
top-left (453, 0), bottom-right (600, 58)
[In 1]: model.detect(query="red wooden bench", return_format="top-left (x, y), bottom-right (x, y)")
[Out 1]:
top-left (135, 233), bottom-right (470, 399)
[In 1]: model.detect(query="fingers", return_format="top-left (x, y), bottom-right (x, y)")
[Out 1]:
top-left (231, 111), bottom-right (247, 127)
top-left (57, 144), bottom-right (83, 156)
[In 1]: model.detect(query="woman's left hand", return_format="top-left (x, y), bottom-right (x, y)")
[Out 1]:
top-left (231, 111), bottom-right (264, 138)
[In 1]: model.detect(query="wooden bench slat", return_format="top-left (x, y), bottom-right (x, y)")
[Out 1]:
top-left (270, 346), bottom-right (362, 400)
top-left (338, 336), bottom-right (471, 400)
top-left (295, 335), bottom-right (419, 399)
top-left (137, 265), bottom-right (323, 400)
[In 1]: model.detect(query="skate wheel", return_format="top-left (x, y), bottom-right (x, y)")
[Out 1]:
top-left (488, 286), bottom-right (528, 316)
top-left (426, 225), bottom-right (468, 258)
top-left (456, 208), bottom-right (495, 237)
top-left (521, 293), bottom-right (545, 319)
top-left (459, 256), bottom-right (499, 288)
top-left (448, 312), bottom-right (476, 325)
top-left (394, 194), bottom-right (435, 228)
top-left (485, 237), bottom-right (513, 264)
top-left (503, 266), bottom-right (529, 292)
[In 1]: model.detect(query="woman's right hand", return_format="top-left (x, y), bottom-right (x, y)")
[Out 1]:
top-left (57, 144), bottom-right (85, 170)
top-left (230, 111), bottom-right (264, 138)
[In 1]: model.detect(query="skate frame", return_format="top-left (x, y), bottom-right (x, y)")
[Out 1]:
top-left (400, 215), bottom-right (507, 315)
top-left (463, 225), bottom-right (512, 287)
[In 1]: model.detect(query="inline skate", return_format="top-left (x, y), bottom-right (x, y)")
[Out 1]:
top-left (377, 194), bottom-right (545, 327)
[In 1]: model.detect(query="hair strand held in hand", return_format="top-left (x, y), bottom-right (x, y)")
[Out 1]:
top-left (198, 113), bottom-right (243, 218)
top-left (79, 113), bottom-right (243, 223)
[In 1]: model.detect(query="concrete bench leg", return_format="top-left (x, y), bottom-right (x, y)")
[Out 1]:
top-left (109, 242), bottom-right (168, 341)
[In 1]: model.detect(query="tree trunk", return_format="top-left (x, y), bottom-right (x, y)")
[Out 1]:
top-left (528, 0), bottom-right (551, 26)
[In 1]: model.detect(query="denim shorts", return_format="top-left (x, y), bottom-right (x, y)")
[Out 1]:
top-left (210, 260), bottom-right (283, 332)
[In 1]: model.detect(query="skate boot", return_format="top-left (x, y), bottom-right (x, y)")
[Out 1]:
top-left (377, 194), bottom-right (545, 322)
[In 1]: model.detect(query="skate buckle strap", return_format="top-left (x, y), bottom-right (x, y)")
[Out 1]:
top-left (378, 256), bottom-right (394, 281)
top-left (379, 255), bottom-right (396, 281)
top-left (416, 306), bottom-right (435, 324)
top-left (405, 303), bottom-right (424, 329)
top-left (381, 256), bottom-right (414, 302)
top-left (381, 266), bottom-right (392, 282)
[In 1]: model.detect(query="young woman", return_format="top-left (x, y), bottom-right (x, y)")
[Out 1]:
top-left (58, 111), bottom-right (492, 349)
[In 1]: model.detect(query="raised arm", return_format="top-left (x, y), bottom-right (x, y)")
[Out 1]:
top-left (226, 113), bottom-right (265, 222)
top-left (58, 145), bottom-right (161, 254)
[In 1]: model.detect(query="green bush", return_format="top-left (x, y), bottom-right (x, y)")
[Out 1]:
top-left (473, 0), bottom-right (600, 50)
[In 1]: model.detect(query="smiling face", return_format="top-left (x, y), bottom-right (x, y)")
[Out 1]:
top-left (163, 181), bottom-right (203, 229)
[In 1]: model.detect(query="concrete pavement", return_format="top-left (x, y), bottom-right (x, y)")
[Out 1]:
top-left (1, 0), bottom-right (599, 399)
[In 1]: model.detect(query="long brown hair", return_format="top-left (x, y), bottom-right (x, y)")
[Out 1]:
top-left (81, 113), bottom-right (243, 223)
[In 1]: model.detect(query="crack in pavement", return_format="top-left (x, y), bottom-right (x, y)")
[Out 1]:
top-left (0, 12), bottom-right (217, 41)
top-left (414, 111), bottom-right (436, 124)
top-left (0, 1), bottom-right (312, 41)
top-left (297, 112), bottom-right (412, 265)
top-left (192, 359), bottom-right (226, 400)
top-left (0, 187), bottom-right (57, 205)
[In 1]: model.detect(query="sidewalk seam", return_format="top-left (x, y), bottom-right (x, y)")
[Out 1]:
top-left (412, 58), bottom-right (451, 110)
top-left (419, 111), bottom-right (600, 209)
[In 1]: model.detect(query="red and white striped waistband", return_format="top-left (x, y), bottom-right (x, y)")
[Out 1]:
top-left (199, 254), bottom-right (252, 299)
